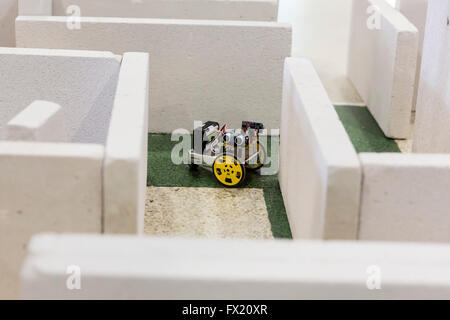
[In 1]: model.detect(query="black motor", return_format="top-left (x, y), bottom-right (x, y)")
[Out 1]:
top-left (193, 121), bottom-right (219, 154)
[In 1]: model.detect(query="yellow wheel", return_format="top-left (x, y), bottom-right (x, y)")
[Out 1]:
top-left (245, 142), bottom-right (266, 170)
top-left (213, 154), bottom-right (246, 187)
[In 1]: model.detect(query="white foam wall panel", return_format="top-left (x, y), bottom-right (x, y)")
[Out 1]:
top-left (21, 234), bottom-right (450, 299)
top-left (396, 0), bottom-right (429, 110)
top-left (51, 0), bottom-right (278, 21)
top-left (359, 152), bottom-right (450, 242)
top-left (15, 17), bottom-right (291, 133)
top-left (4, 100), bottom-right (67, 142)
top-left (279, 58), bottom-right (361, 240)
top-left (104, 53), bottom-right (149, 234)
top-left (0, 48), bottom-right (120, 144)
top-left (0, 47), bottom-right (151, 298)
top-left (348, 0), bottom-right (418, 138)
top-left (0, 142), bottom-right (103, 299)
top-left (412, 0), bottom-right (450, 153)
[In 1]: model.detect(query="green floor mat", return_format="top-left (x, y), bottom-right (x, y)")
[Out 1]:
top-left (335, 105), bottom-right (401, 153)
top-left (147, 133), bottom-right (292, 239)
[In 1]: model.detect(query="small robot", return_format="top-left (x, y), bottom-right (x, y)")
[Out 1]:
top-left (188, 121), bottom-right (266, 187)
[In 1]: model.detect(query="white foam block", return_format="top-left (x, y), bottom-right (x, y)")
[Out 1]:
top-left (359, 153), bottom-right (450, 242)
top-left (16, 17), bottom-right (292, 132)
top-left (279, 58), bottom-right (361, 240)
top-left (4, 100), bottom-right (67, 142)
top-left (412, 0), bottom-right (450, 153)
top-left (104, 53), bottom-right (149, 234)
top-left (0, 142), bottom-right (104, 299)
top-left (348, 0), bottom-right (418, 138)
top-left (396, 0), bottom-right (429, 110)
top-left (52, 0), bottom-right (278, 21)
top-left (0, 0), bottom-right (17, 46)
top-left (18, 0), bottom-right (52, 15)
top-left (21, 234), bottom-right (450, 299)
top-left (0, 47), bottom-right (120, 144)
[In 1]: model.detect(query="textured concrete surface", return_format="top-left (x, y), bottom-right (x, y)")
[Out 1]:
top-left (145, 187), bottom-right (273, 240)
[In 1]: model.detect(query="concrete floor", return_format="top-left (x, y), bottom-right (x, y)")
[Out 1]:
top-left (145, 187), bottom-right (274, 240)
